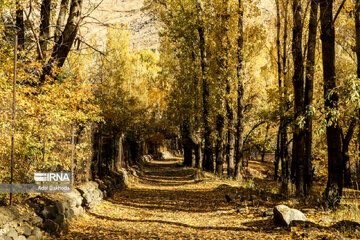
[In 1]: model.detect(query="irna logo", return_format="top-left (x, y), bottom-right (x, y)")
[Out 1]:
top-left (34, 172), bottom-right (71, 182)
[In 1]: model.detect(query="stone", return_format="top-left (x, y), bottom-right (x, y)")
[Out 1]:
top-left (288, 198), bottom-right (300, 205)
top-left (31, 227), bottom-right (42, 239)
top-left (54, 214), bottom-right (65, 225)
top-left (263, 209), bottom-right (273, 217)
top-left (17, 235), bottom-right (26, 240)
top-left (331, 220), bottom-right (360, 231)
top-left (40, 206), bottom-right (57, 219)
top-left (27, 236), bottom-right (38, 240)
top-left (17, 225), bottom-right (32, 237)
top-left (43, 219), bottom-right (59, 235)
top-left (273, 205), bottom-right (306, 227)
top-left (6, 230), bottom-right (18, 239)
top-left (29, 216), bottom-right (43, 228)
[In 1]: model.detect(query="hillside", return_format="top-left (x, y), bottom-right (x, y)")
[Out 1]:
top-left (81, 0), bottom-right (159, 50)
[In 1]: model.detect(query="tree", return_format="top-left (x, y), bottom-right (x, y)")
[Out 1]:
top-left (234, 0), bottom-right (244, 180)
top-left (320, 0), bottom-right (343, 207)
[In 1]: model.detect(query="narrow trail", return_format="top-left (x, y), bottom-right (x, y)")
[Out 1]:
top-left (62, 158), bottom-right (292, 239)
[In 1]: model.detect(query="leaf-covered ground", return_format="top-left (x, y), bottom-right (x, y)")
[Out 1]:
top-left (61, 158), bottom-right (360, 239)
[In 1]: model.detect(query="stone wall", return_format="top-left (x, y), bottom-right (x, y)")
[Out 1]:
top-left (0, 170), bottom-right (128, 239)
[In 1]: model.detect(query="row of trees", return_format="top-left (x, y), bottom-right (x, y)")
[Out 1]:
top-left (147, 0), bottom-right (360, 207)
top-left (0, 0), bottom-right (167, 204)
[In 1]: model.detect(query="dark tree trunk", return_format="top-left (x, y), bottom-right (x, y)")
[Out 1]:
top-left (226, 97), bottom-right (235, 176)
top-left (275, 0), bottom-right (282, 181)
top-left (39, 0), bottom-right (51, 59)
top-left (342, 120), bottom-right (356, 187)
top-left (261, 124), bottom-right (269, 162)
top-left (182, 119), bottom-right (193, 167)
top-left (215, 114), bottom-right (225, 175)
top-left (196, 0), bottom-right (213, 172)
top-left (304, 0), bottom-right (318, 194)
top-left (15, 1), bottom-right (24, 50)
top-left (274, 128), bottom-right (280, 180)
top-left (41, 0), bottom-right (83, 82)
top-left (234, 0), bottom-right (244, 181)
top-left (292, 0), bottom-right (306, 196)
top-left (320, 0), bottom-right (343, 207)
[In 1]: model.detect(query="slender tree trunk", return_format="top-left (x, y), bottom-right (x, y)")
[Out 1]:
top-left (234, 0), bottom-right (244, 181)
top-left (304, 0), bottom-right (318, 194)
top-left (55, 0), bottom-right (70, 43)
top-left (275, 0), bottom-right (282, 181)
top-left (196, 0), bottom-right (214, 172)
top-left (261, 124), bottom-right (269, 162)
top-left (355, 0), bottom-right (360, 184)
top-left (39, 0), bottom-right (51, 59)
top-left (195, 142), bottom-right (202, 168)
top-left (275, 128), bottom-right (280, 180)
top-left (15, 1), bottom-right (24, 50)
top-left (215, 114), bottom-right (225, 175)
top-left (292, 0), bottom-right (306, 196)
top-left (320, 0), bottom-right (343, 207)
top-left (281, 0), bottom-right (290, 184)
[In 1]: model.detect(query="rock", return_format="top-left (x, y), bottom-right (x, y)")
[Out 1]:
top-left (54, 214), bottom-right (65, 225)
top-left (6, 230), bottom-right (18, 239)
top-left (263, 209), bottom-right (273, 217)
top-left (17, 235), bottom-right (26, 240)
top-left (43, 219), bottom-right (59, 235)
top-left (17, 225), bottom-right (32, 237)
top-left (331, 220), bottom-right (360, 231)
top-left (31, 227), bottom-right (42, 240)
top-left (320, 217), bottom-right (335, 224)
top-left (1, 236), bottom-right (12, 240)
top-left (273, 205), bottom-right (306, 227)
top-left (40, 206), bottom-right (57, 219)
top-left (29, 216), bottom-right (43, 228)
top-left (27, 236), bottom-right (38, 240)
top-left (288, 198), bottom-right (300, 205)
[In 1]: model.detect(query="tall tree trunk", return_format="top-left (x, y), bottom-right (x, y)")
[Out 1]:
top-left (355, 0), bottom-right (360, 187)
top-left (41, 0), bottom-right (83, 82)
top-left (275, 0), bottom-right (282, 181)
top-left (182, 118), bottom-right (193, 167)
top-left (342, 120), bottom-right (356, 187)
top-left (196, 0), bottom-right (214, 172)
top-left (226, 86), bottom-right (235, 176)
top-left (234, 0), bottom-right (244, 181)
top-left (15, 1), bottom-right (24, 50)
top-left (261, 124), bottom-right (269, 162)
top-left (55, 0), bottom-right (70, 43)
top-left (281, 0), bottom-right (290, 184)
top-left (304, 0), bottom-right (318, 194)
top-left (215, 114), bottom-right (225, 175)
top-left (320, 0), bottom-right (343, 207)
top-left (39, 0), bottom-right (51, 59)
top-left (292, 0), bottom-right (306, 196)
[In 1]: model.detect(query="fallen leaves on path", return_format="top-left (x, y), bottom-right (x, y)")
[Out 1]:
top-left (61, 158), bottom-right (359, 239)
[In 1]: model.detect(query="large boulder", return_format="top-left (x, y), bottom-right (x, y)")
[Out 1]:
top-left (273, 205), bottom-right (306, 227)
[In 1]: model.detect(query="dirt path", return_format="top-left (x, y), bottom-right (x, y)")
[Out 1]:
top-left (61, 158), bottom-right (299, 239)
